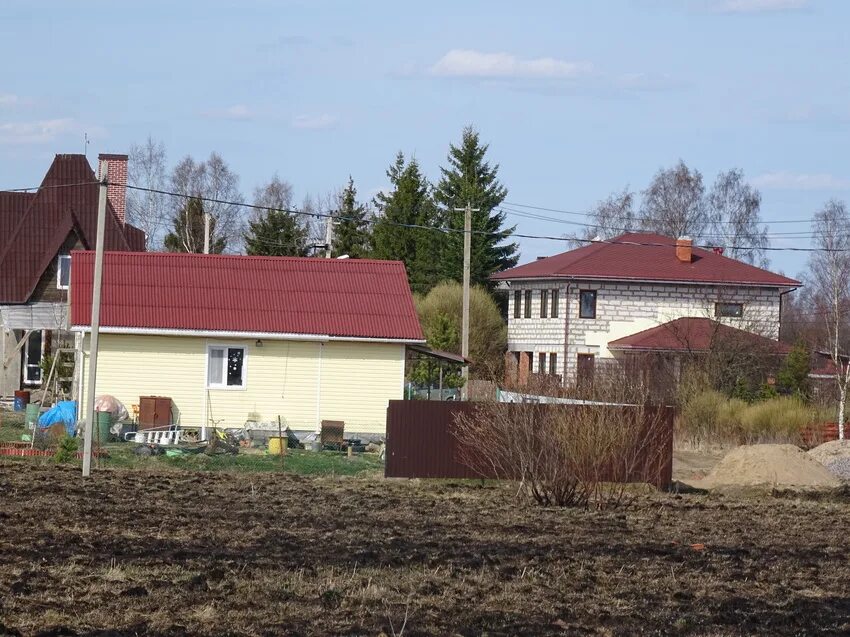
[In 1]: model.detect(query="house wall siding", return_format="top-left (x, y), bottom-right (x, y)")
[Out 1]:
top-left (78, 334), bottom-right (404, 435)
top-left (506, 280), bottom-right (782, 384)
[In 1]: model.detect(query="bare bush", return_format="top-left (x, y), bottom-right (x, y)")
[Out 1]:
top-left (454, 402), bottom-right (671, 509)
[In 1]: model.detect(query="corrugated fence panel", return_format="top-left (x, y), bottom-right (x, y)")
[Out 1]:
top-left (385, 401), bottom-right (674, 488)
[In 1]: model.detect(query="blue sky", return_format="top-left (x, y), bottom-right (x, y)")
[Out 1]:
top-left (2, 0), bottom-right (849, 277)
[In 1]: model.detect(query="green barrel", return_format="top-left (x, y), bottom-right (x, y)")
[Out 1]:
top-left (25, 403), bottom-right (40, 429)
top-left (96, 411), bottom-right (112, 443)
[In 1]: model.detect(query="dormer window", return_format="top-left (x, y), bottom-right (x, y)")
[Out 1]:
top-left (56, 255), bottom-right (71, 290)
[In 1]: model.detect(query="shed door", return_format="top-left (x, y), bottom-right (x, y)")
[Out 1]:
top-left (577, 354), bottom-right (595, 392)
top-left (23, 330), bottom-right (43, 386)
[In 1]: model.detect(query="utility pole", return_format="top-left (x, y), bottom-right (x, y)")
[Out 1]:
top-left (83, 170), bottom-right (109, 477)
top-left (203, 213), bottom-right (211, 254)
top-left (324, 215), bottom-right (334, 258)
top-left (454, 201), bottom-right (479, 400)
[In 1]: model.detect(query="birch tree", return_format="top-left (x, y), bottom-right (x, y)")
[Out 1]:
top-left (640, 160), bottom-right (707, 239)
top-left (567, 187), bottom-right (635, 246)
top-left (707, 169), bottom-right (768, 267)
top-left (809, 200), bottom-right (850, 439)
top-left (127, 136), bottom-right (168, 249)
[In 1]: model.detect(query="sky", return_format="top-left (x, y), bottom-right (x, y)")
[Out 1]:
top-left (2, 0), bottom-right (849, 278)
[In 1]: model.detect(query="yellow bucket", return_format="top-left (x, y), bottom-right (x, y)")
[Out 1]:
top-left (268, 437), bottom-right (287, 455)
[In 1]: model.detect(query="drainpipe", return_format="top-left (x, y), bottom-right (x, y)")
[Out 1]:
top-left (563, 281), bottom-right (571, 387)
top-left (778, 287), bottom-right (798, 342)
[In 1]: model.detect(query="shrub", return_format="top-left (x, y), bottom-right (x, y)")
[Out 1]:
top-left (454, 402), bottom-right (671, 509)
top-left (738, 396), bottom-right (812, 443)
top-left (53, 434), bottom-right (78, 464)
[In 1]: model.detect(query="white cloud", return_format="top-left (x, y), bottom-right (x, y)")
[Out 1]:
top-left (0, 119), bottom-right (78, 144)
top-left (291, 114), bottom-right (338, 130)
top-left (752, 171), bottom-right (850, 190)
top-left (204, 104), bottom-right (254, 121)
top-left (429, 49), bottom-right (592, 79)
top-left (713, 0), bottom-right (810, 13)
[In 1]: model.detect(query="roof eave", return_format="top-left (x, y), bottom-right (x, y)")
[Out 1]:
top-left (492, 273), bottom-right (800, 288)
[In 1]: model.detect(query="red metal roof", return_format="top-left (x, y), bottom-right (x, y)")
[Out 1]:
top-left (608, 317), bottom-right (791, 354)
top-left (0, 154), bottom-right (146, 304)
top-left (492, 233), bottom-right (800, 287)
top-left (70, 251), bottom-right (425, 342)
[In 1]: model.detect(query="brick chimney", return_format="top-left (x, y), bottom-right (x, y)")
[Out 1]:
top-left (97, 153), bottom-right (128, 224)
top-left (675, 236), bottom-right (693, 263)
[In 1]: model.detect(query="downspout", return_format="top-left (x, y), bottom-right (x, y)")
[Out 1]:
top-left (778, 287), bottom-right (798, 342)
top-left (563, 281), bottom-right (571, 387)
top-left (315, 341), bottom-right (324, 433)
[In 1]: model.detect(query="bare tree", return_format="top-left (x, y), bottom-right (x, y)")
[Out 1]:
top-left (127, 136), bottom-right (167, 249)
top-left (808, 200), bottom-right (850, 439)
top-left (567, 187), bottom-right (635, 247)
top-left (167, 153), bottom-right (244, 253)
top-left (640, 160), bottom-right (707, 239)
top-left (252, 174), bottom-right (294, 213)
top-left (707, 169), bottom-right (768, 267)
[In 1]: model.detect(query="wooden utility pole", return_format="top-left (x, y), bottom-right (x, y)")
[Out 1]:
top-left (82, 170), bottom-right (109, 477)
top-left (454, 201), bottom-right (479, 400)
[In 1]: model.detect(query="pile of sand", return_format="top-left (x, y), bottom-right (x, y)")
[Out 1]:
top-left (700, 444), bottom-right (841, 489)
top-left (808, 440), bottom-right (850, 481)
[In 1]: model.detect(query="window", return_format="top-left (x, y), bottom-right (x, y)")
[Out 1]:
top-left (23, 330), bottom-right (43, 385)
top-left (207, 345), bottom-right (246, 389)
top-left (549, 353), bottom-right (557, 375)
top-left (524, 290), bottom-right (532, 318)
top-left (715, 302), bottom-right (743, 318)
top-left (56, 255), bottom-right (71, 290)
top-left (538, 352), bottom-right (546, 373)
top-left (579, 290), bottom-right (597, 319)
top-left (513, 290), bottom-right (521, 318)
top-left (540, 290), bottom-right (548, 318)
top-left (551, 289), bottom-right (559, 318)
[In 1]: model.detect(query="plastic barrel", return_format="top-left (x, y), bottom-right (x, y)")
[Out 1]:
top-left (268, 437), bottom-right (286, 455)
top-left (96, 411), bottom-right (112, 443)
top-left (13, 390), bottom-right (30, 411)
top-left (25, 403), bottom-right (40, 429)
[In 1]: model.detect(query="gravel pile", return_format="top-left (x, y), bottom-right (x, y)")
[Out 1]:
top-left (808, 440), bottom-right (850, 481)
top-left (825, 458), bottom-right (850, 480)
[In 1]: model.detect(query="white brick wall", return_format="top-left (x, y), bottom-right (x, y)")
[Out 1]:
top-left (506, 280), bottom-right (784, 385)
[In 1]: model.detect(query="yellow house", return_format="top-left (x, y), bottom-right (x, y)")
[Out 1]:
top-left (70, 251), bottom-right (425, 437)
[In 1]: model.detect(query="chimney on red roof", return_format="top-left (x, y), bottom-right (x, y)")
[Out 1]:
top-left (676, 236), bottom-right (693, 263)
top-left (98, 153), bottom-right (128, 225)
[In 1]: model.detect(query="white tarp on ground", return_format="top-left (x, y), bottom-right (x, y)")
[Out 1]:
top-left (496, 389), bottom-right (634, 407)
top-left (0, 303), bottom-right (68, 330)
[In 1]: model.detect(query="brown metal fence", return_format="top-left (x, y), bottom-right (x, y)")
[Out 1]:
top-left (384, 400), bottom-right (674, 488)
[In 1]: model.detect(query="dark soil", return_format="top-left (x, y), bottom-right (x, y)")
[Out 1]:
top-left (1, 462), bottom-right (849, 636)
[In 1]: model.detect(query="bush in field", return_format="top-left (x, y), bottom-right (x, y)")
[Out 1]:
top-left (678, 390), bottom-right (826, 446)
top-left (453, 402), bottom-right (670, 509)
top-left (53, 434), bottom-right (78, 464)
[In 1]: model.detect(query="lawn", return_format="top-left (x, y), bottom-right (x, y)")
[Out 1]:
top-left (1, 462), bottom-right (849, 635)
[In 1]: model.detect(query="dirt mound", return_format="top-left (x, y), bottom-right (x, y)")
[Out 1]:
top-left (808, 440), bottom-right (850, 481)
top-left (702, 444), bottom-right (841, 489)
top-left (808, 439), bottom-right (850, 463)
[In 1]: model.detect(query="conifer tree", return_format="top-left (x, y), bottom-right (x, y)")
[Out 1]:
top-left (244, 208), bottom-right (309, 256)
top-left (332, 177), bottom-right (371, 258)
top-left (164, 197), bottom-right (226, 253)
top-left (435, 126), bottom-right (517, 287)
top-left (372, 152), bottom-right (443, 294)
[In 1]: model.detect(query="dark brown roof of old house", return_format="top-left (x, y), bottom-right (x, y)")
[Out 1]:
top-left (0, 154), bottom-right (146, 304)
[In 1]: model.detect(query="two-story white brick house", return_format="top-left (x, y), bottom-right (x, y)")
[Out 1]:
top-left (492, 233), bottom-right (800, 388)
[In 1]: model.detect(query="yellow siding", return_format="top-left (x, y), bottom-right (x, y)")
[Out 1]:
top-left (80, 334), bottom-right (404, 435)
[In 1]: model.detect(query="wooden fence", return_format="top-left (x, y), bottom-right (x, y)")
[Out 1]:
top-left (384, 400), bottom-right (674, 488)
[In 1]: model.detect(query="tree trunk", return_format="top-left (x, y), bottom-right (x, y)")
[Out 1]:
top-left (840, 387), bottom-right (846, 441)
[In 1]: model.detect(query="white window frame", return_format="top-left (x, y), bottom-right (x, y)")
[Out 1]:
top-left (56, 255), bottom-right (71, 290)
top-left (206, 344), bottom-right (248, 390)
top-left (23, 330), bottom-right (45, 386)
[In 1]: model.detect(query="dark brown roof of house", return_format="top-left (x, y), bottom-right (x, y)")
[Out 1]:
top-left (608, 317), bottom-right (791, 354)
top-left (492, 233), bottom-right (800, 287)
top-left (0, 154), bottom-right (146, 303)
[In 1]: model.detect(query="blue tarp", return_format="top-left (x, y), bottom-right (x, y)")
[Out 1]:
top-left (38, 401), bottom-right (77, 437)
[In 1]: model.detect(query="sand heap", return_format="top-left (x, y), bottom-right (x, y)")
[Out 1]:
top-left (701, 444), bottom-right (841, 490)
top-left (808, 440), bottom-right (850, 481)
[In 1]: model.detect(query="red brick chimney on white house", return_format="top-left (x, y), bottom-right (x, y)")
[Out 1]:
top-left (676, 236), bottom-right (693, 263)
top-left (97, 153), bottom-right (128, 225)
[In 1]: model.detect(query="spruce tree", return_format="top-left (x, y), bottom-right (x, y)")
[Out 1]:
top-left (372, 152), bottom-right (443, 294)
top-left (332, 177), bottom-right (371, 258)
top-left (244, 208), bottom-right (309, 257)
top-left (164, 197), bottom-right (226, 253)
top-left (434, 126), bottom-right (517, 287)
